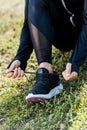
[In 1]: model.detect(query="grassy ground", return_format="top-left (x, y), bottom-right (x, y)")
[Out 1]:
top-left (0, 0), bottom-right (87, 130)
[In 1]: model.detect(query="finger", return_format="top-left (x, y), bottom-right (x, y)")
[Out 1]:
top-left (17, 68), bottom-right (24, 77)
top-left (62, 71), bottom-right (78, 81)
top-left (6, 69), bottom-right (14, 74)
top-left (67, 72), bottom-right (78, 80)
top-left (62, 69), bottom-right (71, 79)
top-left (17, 67), bottom-right (22, 77)
top-left (65, 63), bottom-right (72, 76)
top-left (6, 71), bottom-right (14, 78)
top-left (12, 68), bottom-right (18, 78)
top-left (6, 60), bottom-right (21, 74)
top-left (20, 70), bottom-right (24, 77)
top-left (7, 63), bottom-right (16, 72)
top-left (62, 70), bottom-right (69, 80)
top-left (66, 63), bottom-right (72, 69)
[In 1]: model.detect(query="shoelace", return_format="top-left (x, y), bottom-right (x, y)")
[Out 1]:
top-left (11, 70), bottom-right (59, 75)
top-left (10, 70), bottom-right (59, 83)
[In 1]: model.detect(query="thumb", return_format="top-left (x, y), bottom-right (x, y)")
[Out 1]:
top-left (6, 64), bottom-right (16, 73)
top-left (6, 60), bottom-right (20, 73)
top-left (65, 63), bottom-right (72, 76)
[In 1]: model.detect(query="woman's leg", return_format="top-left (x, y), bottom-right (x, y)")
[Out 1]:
top-left (28, 0), bottom-right (54, 73)
top-left (26, 0), bottom-right (63, 102)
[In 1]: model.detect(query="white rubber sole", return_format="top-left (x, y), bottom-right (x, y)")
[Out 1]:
top-left (26, 83), bottom-right (63, 102)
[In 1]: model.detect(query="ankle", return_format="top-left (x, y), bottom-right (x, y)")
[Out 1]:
top-left (38, 62), bottom-right (53, 73)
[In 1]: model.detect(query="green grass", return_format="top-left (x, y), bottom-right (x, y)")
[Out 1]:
top-left (0, 0), bottom-right (87, 130)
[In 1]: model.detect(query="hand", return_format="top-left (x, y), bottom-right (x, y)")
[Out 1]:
top-left (6, 60), bottom-right (24, 78)
top-left (62, 63), bottom-right (78, 81)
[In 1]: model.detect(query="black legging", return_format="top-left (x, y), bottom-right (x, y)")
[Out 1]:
top-left (8, 0), bottom-right (83, 70)
top-left (28, 0), bottom-right (83, 64)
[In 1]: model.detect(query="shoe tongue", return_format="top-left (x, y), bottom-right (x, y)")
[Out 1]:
top-left (36, 68), bottom-right (49, 74)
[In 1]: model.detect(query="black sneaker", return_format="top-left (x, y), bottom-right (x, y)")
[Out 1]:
top-left (26, 68), bottom-right (63, 102)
